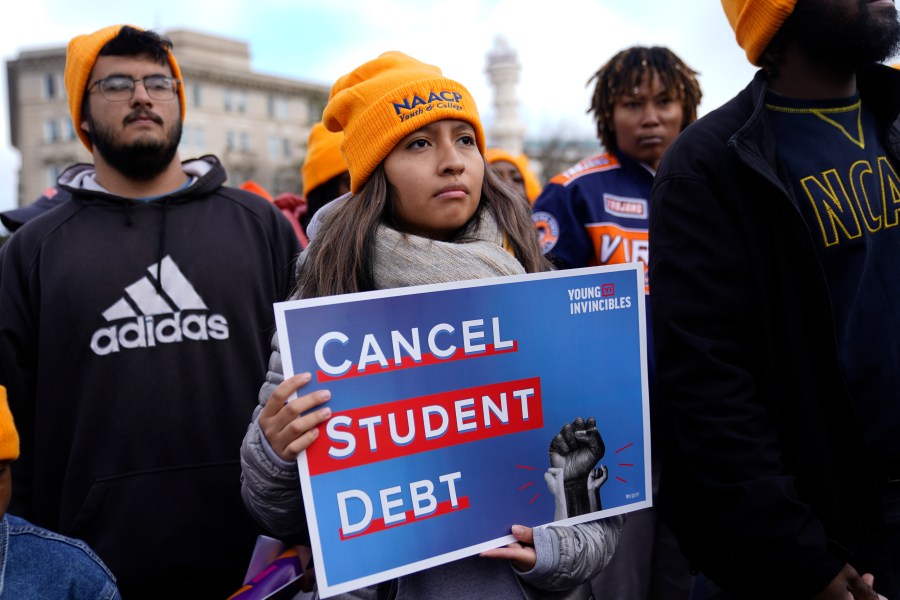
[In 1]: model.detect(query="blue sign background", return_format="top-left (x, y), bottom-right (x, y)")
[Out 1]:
top-left (275, 264), bottom-right (650, 595)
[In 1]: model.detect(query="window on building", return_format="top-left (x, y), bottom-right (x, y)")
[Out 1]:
top-left (237, 91), bottom-right (247, 114)
top-left (179, 126), bottom-right (192, 150)
top-left (44, 120), bottom-right (59, 143)
top-left (275, 97), bottom-right (288, 121)
top-left (268, 135), bottom-right (279, 159)
top-left (64, 119), bottom-right (77, 141)
top-left (224, 89), bottom-right (234, 112)
top-left (192, 83), bottom-right (202, 108)
top-left (43, 73), bottom-right (57, 99)
top-left (226, 130), bottom-right (235, 151)
top-left (267, 95), bottom-right (288, 120)
top-left (308, 98), bottom-right (326, 124)
top-left (282, 138), bottom-right (291, 158)
top-left (240, 132), bottom-right (250, 152)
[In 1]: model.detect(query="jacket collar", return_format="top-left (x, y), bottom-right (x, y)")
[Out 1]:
top-left (727, 65), bottom-right (900, 202)
top-left (732, 65), bottom-right (900, 166)
top-left (58, 154), bottom-right (227, 205)
top-left (726, 70), bottom-right (787, 196)
top-left (858, 62), bottom-right (900, 157)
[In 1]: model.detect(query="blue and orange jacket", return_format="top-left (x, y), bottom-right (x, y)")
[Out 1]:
top-left (531, 150), bottom-right (654, 292)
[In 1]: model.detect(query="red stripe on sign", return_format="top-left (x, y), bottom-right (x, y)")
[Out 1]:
top-left (307, 377), bottom-right (543, 476)
top-left (339, 496), bottom-right (471, 540)
top-left (318, 342), bottom-right (518, 382)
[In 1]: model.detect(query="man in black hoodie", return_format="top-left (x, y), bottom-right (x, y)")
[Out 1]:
top-left (0, 25), bottom-right (299, 598)
top-left (650, 0), bottom-right (900, 599)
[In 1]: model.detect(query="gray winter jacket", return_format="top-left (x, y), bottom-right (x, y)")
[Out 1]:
top-left (240, 334), bottom-right (623, 600)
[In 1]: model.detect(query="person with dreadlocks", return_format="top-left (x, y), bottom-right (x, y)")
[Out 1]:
top-left (531, 45), bottom-right (702, 600)
top-left (531, 45), bottom-right (701, 275)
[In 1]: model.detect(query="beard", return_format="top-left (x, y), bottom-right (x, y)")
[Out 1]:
top-left (86, 110), bottom-right (182, 181)
top-left (788, 0), bottom-right (900, 68)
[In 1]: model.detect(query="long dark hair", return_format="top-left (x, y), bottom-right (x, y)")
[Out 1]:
top-left (295, 157), bottom-right (550, 299)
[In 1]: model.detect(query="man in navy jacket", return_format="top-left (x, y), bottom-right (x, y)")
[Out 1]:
top-left (651, 0), bottom-right (900, 598)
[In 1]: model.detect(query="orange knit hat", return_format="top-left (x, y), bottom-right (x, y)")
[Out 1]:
top-left (721, 0), bottom-right (797, 65)
top-left (322, 51), bottom-right (486, 193)
top-left (0, 387), bottom-right (20, 462)
top-left (484, 148), bottom-right (542, 204)
top-left (302, 122), bottom-right (347, 197)
top-left (65, 24), bottom-right (187, 151)
top-left (239, 180), bottom-right (273, 202)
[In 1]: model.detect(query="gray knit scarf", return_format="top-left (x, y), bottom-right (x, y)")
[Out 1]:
top-left (372, 209), bottom-right (525, 289)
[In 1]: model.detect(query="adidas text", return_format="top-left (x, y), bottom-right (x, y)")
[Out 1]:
top-left (91, 312), bottom-right (229, 356)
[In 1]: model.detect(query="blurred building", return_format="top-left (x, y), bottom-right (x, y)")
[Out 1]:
top-left (5, 29), bottom-right (330, 208)
top-left (484, 35), bottom-right (526, 156)
top-left (484, 36), bottom-right (597, 185)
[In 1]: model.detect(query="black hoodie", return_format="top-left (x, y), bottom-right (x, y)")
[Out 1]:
top-left (0, 155), bottom-right (300, 599)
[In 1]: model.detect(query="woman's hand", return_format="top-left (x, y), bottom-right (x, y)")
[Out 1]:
top-left (479, 525), bottom-right (537, 572)
top-left (258, 372), bottom-right (332, 461)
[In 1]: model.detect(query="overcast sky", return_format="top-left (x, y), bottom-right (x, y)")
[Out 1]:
top-left (0, 0), bottom-right (759, 213)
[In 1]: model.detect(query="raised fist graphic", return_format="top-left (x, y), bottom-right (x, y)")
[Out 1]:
top-left (546, 417), bottom-right (606, 518)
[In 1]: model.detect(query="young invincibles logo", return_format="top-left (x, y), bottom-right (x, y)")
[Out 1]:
top-left (567, 281), bottom-right (631, 316)
top-left (90, 256), bottom-right (229, 356)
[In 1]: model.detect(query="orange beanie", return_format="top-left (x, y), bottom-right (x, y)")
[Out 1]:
top-left (0, 387), bottom-right (19, 462)
top-left (322, 51), bottom-right (485, 193)
top-left (484, 148), bottom-right (542, 204)
top-left (721, 0), bottom-right (797, 65)
top-left (65, 24), bottom-right (186, 151)
top-left (239, 180), bottom-right (273, 202)
top-left (302, 123), bottom-right (347, 197)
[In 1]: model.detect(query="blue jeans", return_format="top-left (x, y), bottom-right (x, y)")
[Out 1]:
top-left (0, 514), bottom-right (121, 599)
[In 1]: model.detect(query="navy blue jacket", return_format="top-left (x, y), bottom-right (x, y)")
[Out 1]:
top-left (650, 67), bottom-right (899, 597)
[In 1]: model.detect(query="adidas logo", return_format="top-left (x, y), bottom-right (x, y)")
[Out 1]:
top-left (90, 255), bottom-right (230, 356)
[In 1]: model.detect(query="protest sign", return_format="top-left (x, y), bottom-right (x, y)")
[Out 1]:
top-left (274, 263), bottom-right (651, 597)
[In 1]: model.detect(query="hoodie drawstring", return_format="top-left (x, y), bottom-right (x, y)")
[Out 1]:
top-left (155, 197), bottom-right (171, 295)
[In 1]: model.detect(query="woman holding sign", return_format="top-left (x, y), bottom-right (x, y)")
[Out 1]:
top-left (240, 51), bottom-right (623, 599)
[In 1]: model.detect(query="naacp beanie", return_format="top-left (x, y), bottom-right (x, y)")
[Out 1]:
top-left (484, 148), bottom-right (543, 204)
top-left (65, 24), bottom-right (186, 151)
top-left (302, 123), bottom-right (347, 197)
top-left (322, 51), bottom-right (485, 193)
top-left (721, 0), bottom-right (797, 65)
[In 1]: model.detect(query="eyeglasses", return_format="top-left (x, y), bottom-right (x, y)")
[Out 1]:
top-left (89, 75), bottom-right (180, 102)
